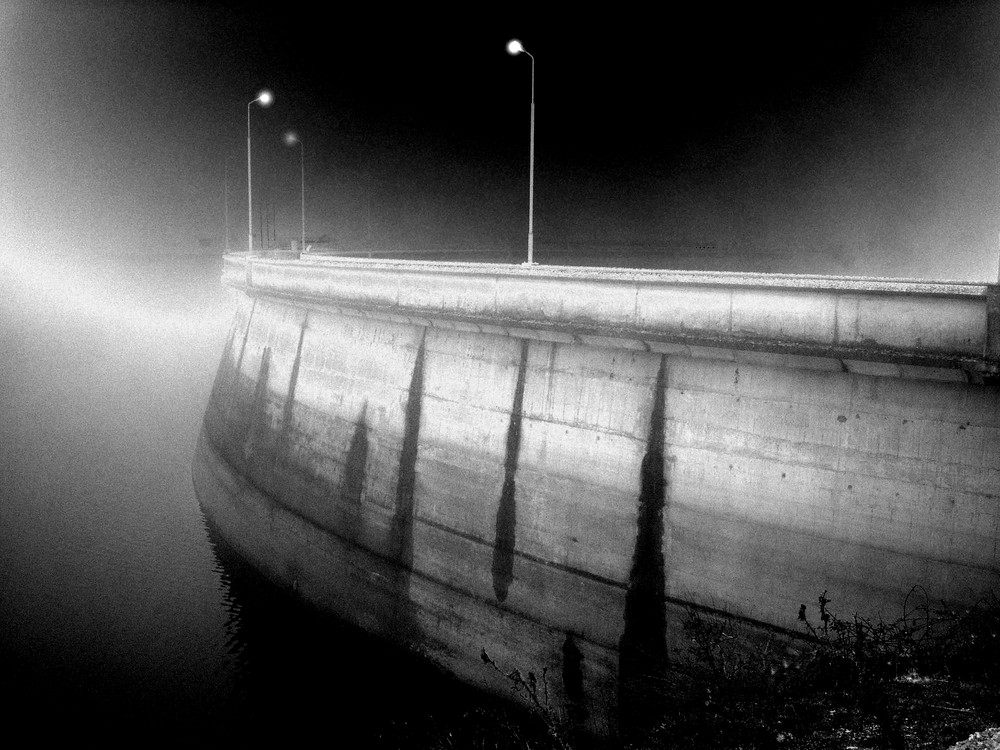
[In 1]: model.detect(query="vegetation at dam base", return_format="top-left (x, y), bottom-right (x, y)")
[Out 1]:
top-left (202, 548), bottom-right (999, 749)
top-left (403, 588), bottom-right (1000, 750)
top-left (203, 532), bottom-right (1000, 749)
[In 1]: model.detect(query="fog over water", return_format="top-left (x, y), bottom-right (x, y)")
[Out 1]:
top-left (0, 252), bottom-right (483, 740)
top-left (0, 253), bottom-right (231, 728)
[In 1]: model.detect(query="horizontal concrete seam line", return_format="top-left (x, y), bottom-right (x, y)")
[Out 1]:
top-left (673, 501), bottom-right (1000, 576)
top-left (412, 396), bottom-right (534, 419)
top-left (414, 514), bottom-right (626, 589)
top-left (234, 287), bottom-right (997, 372)
top-left (671, 430), bottom-right (957, 456)
top-left (415, 471), bottom-right (635, 511)
top-left (664, 449), bottom-right (881, 476)
top-left (281, 428), bottom-right (405, 457)
top-left (676, 439), bottom-right (1000, 481)
top-left (675, 457), bottom-right (1000, 490)
top-left (203, 434), bottom-right (638, 600)
top-left (198, 428), bottom-right (624, 650)
top-left (674, 490), bottom-right (1000, 523)
top-left (417, 514), bottom-right (809, 645)
top-left (200, 426), bottom-right (825, 645)
top-left (229, 254), bottom-right (994, 295)
top-left (674, 432), bottom-right (1000, 469)
top-left (203, 428), bottom-right (619, 585)
top-left (419, 399), bottom-right (651, 438)
top-left (661, 595), bottom-right (808, 643)
top-left (423, 417), bottom-right (646, 443)
top-left (668, 401), bottom-right (996, 424)
top-left (665, 389), bottom-right (865, 407)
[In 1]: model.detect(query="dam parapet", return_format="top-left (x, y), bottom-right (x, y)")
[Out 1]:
top-left (196, 252), bottom-right (1000, 735)
top-left (225, 252), bottom-right (1000, 377)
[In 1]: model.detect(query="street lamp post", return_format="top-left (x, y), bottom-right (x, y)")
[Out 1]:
top-left (507, 38), bottom-right (535, 265)
top-left (224, 157), bottom-right (230, 252)
top-left (247, 89), bottom-right (274, 257)
top-left (284, 131), bottom-right (305, 253)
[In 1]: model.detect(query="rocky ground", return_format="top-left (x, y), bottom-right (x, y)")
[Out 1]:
top-left (776, 676), bottom-right (1000, 750)
top-left (949, 727), bottom-right (1000, 750)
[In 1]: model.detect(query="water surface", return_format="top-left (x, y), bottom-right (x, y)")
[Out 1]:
top-left (0, 253), bottom-right (491, 743)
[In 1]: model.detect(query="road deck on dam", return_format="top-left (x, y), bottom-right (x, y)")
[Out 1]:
top-left (195, 252), bottom-right (1000, 735)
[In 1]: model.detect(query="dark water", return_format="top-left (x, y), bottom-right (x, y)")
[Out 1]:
top-left (0, 253), bottom-right (510, 743)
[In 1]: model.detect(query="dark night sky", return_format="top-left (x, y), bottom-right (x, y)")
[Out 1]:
top-left (2, 1), bottom-right (1000, 279)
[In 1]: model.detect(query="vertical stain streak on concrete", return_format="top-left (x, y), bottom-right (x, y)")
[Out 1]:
top-left (340, 401), bottom-right (369, 543)
top-left (234, 300), bottom-right (256, 376)
top-left (543, 341), bottom-right (558, 414)
top-left (386, 330), bottom-right (426, 636)
top-left (618, 353), bottom-right (668, 728)
top-left (226, 298), bottom-right (256, 420)
top-left (391, 330), bottom-right (426, 572)
top-left (208, 320), bottom-right (237, 408)
top-left (492, 338), bottom-right (529, 602)
top-left (278, 315), bottom-right (308, 463)
top-left (243, 346), bottom-right (272, 464)
top-left (562, 631), bottom-right (588, 724)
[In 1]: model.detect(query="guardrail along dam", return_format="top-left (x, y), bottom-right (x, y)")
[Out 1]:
top-left (193, 252), bottom-right (1000, 735)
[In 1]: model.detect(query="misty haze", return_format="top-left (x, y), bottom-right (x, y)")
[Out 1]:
top-left (1, 1), bottom-right (999, 746)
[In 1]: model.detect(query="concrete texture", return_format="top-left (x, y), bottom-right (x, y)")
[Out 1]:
top-left (195, 253), bottom-right (1000, 735)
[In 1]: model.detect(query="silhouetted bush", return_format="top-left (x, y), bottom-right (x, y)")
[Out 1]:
top-left (467, 589), bottom-right (999, 749)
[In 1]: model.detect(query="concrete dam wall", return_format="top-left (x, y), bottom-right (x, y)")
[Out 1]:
top-left (193, 253), bottom-right (1000, 734)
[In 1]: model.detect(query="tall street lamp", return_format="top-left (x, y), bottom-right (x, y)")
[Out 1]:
top-left (223, 155), bottom-right (233, 252)
top-left (223, 157), bottom-right (229, 251)
top-left (247, 89), bottom-right (274, 256)
top-left (507, 38), bottom-right (535, 265)
top-left (284, 131), bottom-right (305, 253)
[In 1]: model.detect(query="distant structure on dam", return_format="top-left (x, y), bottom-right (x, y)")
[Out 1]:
top-left (193, 251), bottom-right (1000, 734)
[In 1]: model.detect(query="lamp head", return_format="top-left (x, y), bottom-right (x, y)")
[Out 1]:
top-left (255, 89), bottom-right (274, 107)
top-left (284, 130), bottom-right (300, 146)
top-left (506, 39), bottom-right (525, 56)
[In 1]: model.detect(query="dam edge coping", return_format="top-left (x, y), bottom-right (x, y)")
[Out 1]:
top-left (233, 284), bottom-right (999, 378)
top-left (230, 251), bottom-right (996, 296)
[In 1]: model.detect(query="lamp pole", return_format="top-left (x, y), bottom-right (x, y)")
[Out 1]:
top-left (224, 157), bottom-right (230, 251)
top-left (247, 89), bottom-right (274, 257)
top-left (507, 39), bottom-right (535, 265)
top-left (284, 131), bottom-right (305, 252)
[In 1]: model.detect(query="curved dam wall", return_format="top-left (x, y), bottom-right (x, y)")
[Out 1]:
top-left (194, 253), bottom-right (1000, 733)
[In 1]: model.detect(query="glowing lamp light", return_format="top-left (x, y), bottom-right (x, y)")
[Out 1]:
top-left (505, 38), bottom-right (535, 264)
top-left (284, 131), bottom-right (305, 253)
top-left (506, 39), bottom-right (524, 56)
top-left (247, 88), bottom-right (275, 259)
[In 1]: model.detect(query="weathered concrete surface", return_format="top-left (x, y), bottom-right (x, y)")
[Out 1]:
top-left (195, 253), bottom-right (1000, 735)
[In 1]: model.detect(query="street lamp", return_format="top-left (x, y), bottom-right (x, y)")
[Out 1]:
top-left (247, 89), bottom-right (274, 256)
top-left (223, 156), bottom-right (230, 251)
top-left (284, 131), bottom-right (305, 253)
top-left (507, 38), bottom-right (535, 265)
top-left (223, 155), bottom-right (238, 252)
